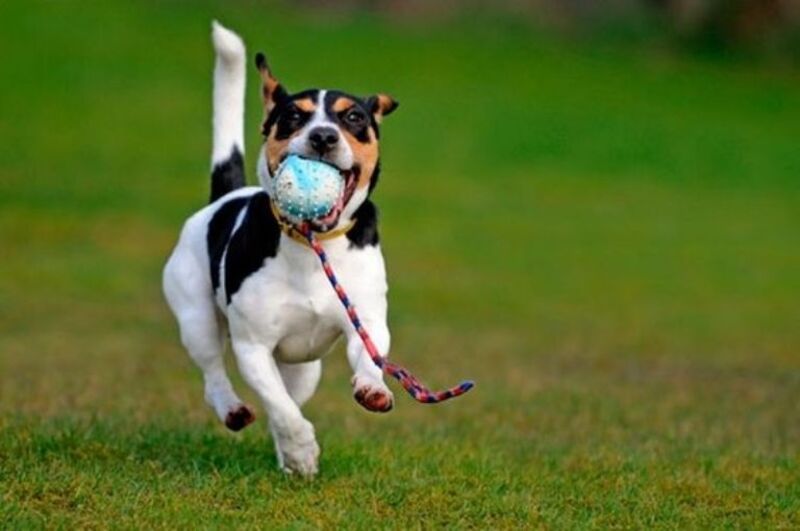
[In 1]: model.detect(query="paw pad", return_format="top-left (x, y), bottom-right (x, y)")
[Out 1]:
top-left (354, 386), bottom-right (394, 412)
top-left (224, 404), bottom-right (256, 431)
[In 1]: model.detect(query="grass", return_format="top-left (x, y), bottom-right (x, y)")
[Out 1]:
top-left (1, 0), bottom-right (799, 527)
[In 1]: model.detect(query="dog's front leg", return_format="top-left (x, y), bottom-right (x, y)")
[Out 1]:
top-left (345, 318), bottom-right (394, 413)
top-left (228, 319), bottom-right (319, 476)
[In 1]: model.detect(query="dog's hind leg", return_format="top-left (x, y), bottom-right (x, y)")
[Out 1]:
top-left (181, 309), bottom-right (255, 431)
top-left (174, 306), bottom-right (255, 431)
top-left (163, 254), bottom-right (254, 432)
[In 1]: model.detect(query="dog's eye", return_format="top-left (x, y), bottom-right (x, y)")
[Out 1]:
top-left (286, 109), bottom-right (302, 123)
top-left (345, 110), bottom-right (365, 124)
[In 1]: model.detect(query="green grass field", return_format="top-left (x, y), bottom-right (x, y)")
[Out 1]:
top-left (1, 1), bottom-right (799, 527)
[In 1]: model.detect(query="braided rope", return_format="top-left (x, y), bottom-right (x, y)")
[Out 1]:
top-left (299, 225), bottom-right (474, 404)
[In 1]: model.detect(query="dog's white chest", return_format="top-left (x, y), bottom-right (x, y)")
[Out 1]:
top-left (224, 235), bottom-right (386, 364)
top-left (271, 287), bottom-right (343, 363)
top-left (275, 318), bottom-right (341, 363)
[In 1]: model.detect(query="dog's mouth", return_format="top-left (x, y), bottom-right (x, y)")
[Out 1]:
top-left (276, 153), bottom-right (360, 233)
top-left (313, 166), bottom-right (359, 231)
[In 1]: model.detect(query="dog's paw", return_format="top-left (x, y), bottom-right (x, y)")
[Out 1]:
top-left (281, 439), bottom-right (320, 477)
top-left (276, 420), bottom-right (320, 477)
top-left (224, 404), bottom-right (256, 432)
top-left (353, 376), bottom-right (394, 413)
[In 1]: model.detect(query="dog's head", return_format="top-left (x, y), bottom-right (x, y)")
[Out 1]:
top-left (254, 53), bottom-right (397, 232)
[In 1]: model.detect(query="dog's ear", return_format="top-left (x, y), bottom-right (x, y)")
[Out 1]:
top-left (365, 94), bottom-right (398, 123)
top-left (255, 52), bottom-right (287, 114)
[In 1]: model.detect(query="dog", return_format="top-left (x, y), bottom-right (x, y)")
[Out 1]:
top-left (162, 22), bottom-right (398, 476)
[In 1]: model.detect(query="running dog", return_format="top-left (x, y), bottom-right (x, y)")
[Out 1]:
top-left (163, 22), bottom-right (398, 476)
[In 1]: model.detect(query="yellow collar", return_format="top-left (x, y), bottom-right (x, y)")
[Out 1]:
top-left (270, 200), bottom-right (355, 247)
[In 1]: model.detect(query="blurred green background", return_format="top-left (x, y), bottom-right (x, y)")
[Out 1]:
top-left (1, 0), bottom-right (799, 527)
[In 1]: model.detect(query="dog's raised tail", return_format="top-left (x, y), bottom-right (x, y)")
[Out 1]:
top-left (210, 21), bottom-right (246, 203)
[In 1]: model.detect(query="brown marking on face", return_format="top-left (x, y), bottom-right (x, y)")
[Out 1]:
top-left (332, 96), bottom-right (356, 113)
top-left (294, 98), bottom-right (316, 113)
top-left (265, 130), bottom-right (291, 174)
top-left (341, 128), bottom-right (379, 189)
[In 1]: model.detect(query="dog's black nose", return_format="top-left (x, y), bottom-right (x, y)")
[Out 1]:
top-left (308, 127), bottom-right (339, 154)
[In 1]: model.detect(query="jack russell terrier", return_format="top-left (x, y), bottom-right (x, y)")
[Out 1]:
top-left (163, 22), bottom-right (398, 476)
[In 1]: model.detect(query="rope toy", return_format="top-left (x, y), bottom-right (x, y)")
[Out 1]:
top-left (298, 223), bottom-right (475, 404)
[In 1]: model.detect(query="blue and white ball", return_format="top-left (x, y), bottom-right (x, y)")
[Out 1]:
top-left (270, 155), bottom-right (344, 221)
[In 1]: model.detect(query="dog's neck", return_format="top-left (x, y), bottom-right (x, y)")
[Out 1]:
top-left (269, 199), bottom-right (355, 248)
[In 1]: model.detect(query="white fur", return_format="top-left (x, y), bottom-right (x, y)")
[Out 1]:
top-left (164, 189), bottom-right (392, 476)
top-left (162, 23), bottom-right (392, 477)
top-left (211, 20), bottom-right (246, 165)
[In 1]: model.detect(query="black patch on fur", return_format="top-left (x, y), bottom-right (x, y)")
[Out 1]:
top-left (224, 191), bottom-right (281, 304)
top-left (207, 197), bottom-right (249, 293)
top-left (271, 84), bottom-right (289, 109)
top-left (368, 161), bottom-right (381, 194)
top-left (347, 199), bottom-right (380, 248)
top-left (255, 52), bottom-right (269, 71)
top-left (273, 108), bottom-right (313, 140)
top-left (324, 90), bottom-right (373, 143)
top-left (263, 89), bottom-right (320, 139)
top-left (210, 147), bottom-right (246, 203)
